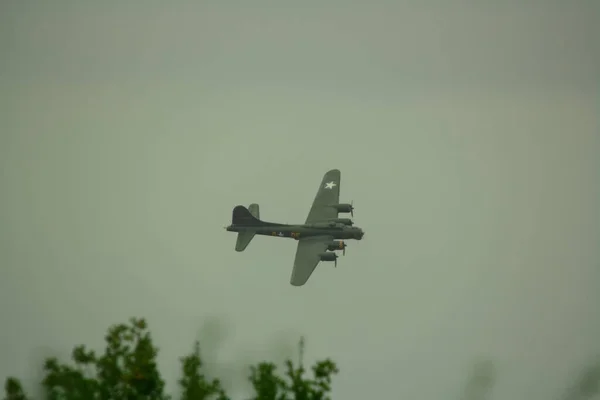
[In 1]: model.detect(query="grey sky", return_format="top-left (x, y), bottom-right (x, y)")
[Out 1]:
top-left (1, 1), bottom-right (599, 399)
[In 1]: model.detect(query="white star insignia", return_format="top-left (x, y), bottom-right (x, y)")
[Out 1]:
top-left (324, 181), bottom-right (336, 189)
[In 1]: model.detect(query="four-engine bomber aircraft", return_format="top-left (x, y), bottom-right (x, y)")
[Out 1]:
top-left (225, 169), bottom-right (365, 286)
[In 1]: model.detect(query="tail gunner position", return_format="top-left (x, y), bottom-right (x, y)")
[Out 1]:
top-left (225, 169), bottom-right (365, 286)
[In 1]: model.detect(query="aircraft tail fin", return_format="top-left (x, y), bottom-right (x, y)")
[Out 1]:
top-left (235, 231), bottom-right (256, 252)
top-left (248, 203), bottom-right (260, 219)
top-left (231, 205), bottom-right (268, 226)
top-left (232, 204), bottom-right (261, 251)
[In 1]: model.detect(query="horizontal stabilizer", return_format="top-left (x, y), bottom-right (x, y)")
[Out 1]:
top-left (235, 231), bottom-right (256, 252)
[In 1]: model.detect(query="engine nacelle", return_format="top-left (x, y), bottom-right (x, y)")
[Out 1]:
top-left (331, 203), bottom-right (354, 214)
top-left (328, 218), bottom-right (353, 226)
top-left (326, 240), bottom-right (346, 252)
top-left (319, 252), bottom-right (338, 262)
top-left (309, 221), bottom-right (337, 228)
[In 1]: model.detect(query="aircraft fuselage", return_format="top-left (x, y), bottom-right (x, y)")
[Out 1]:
top-left (226, 223), bottom-right (364, 240)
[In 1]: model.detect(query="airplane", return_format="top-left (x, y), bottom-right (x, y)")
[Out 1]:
top-left (225, 169), bottom-right (365, 286)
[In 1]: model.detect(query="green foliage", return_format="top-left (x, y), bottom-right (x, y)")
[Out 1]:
top-left (178, 341), bottom-right (227, 400)
top-left (40, 317), bottom-right (167, 400)
top-left (3, 318), bottom-right (339, 400)
top-left (248, 337), bottom-right (339, 400)
top-left (3, 377), bottom-right (29, 400)
top-left (5, 316), bottom-right (599, 400)
top-left (248, 359), bottom-right (338, 400)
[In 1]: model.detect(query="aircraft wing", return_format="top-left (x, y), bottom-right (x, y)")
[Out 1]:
top-left (304, 169), bottom-right (341, 223)
top-left (290, 235), bottom-right (333, 286)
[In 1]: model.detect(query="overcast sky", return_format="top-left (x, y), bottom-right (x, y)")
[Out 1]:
top-left (1, 1), bottom-right (599, 399)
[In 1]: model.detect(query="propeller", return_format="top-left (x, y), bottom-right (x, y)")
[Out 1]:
top-left (350, 200), bottom-right (354, 217)
top-left (334, 253), bottom-right (338, 267)
top-left (336, 240), bottom-right (347, 256)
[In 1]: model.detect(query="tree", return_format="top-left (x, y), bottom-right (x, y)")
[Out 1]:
top-left (247, 337), bottom-right (339, 400)
top-left (178, 341), bottom-right (227, 400)
top-left (3, 377), bottom-right (29, 400)
top-left (39, 317), bottom-right (167, 400)
top-left (3, 318), bottom-right (339, 400)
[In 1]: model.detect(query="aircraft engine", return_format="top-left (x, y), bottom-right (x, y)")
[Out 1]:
top-left (332, 203), bottom-right (354, 216)
top-left (326, 240), bottom-right (347, 255)
top-left (329, 218), bottom-right (353, 226)
top-left (319, 251), bottom-right (338, 267)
